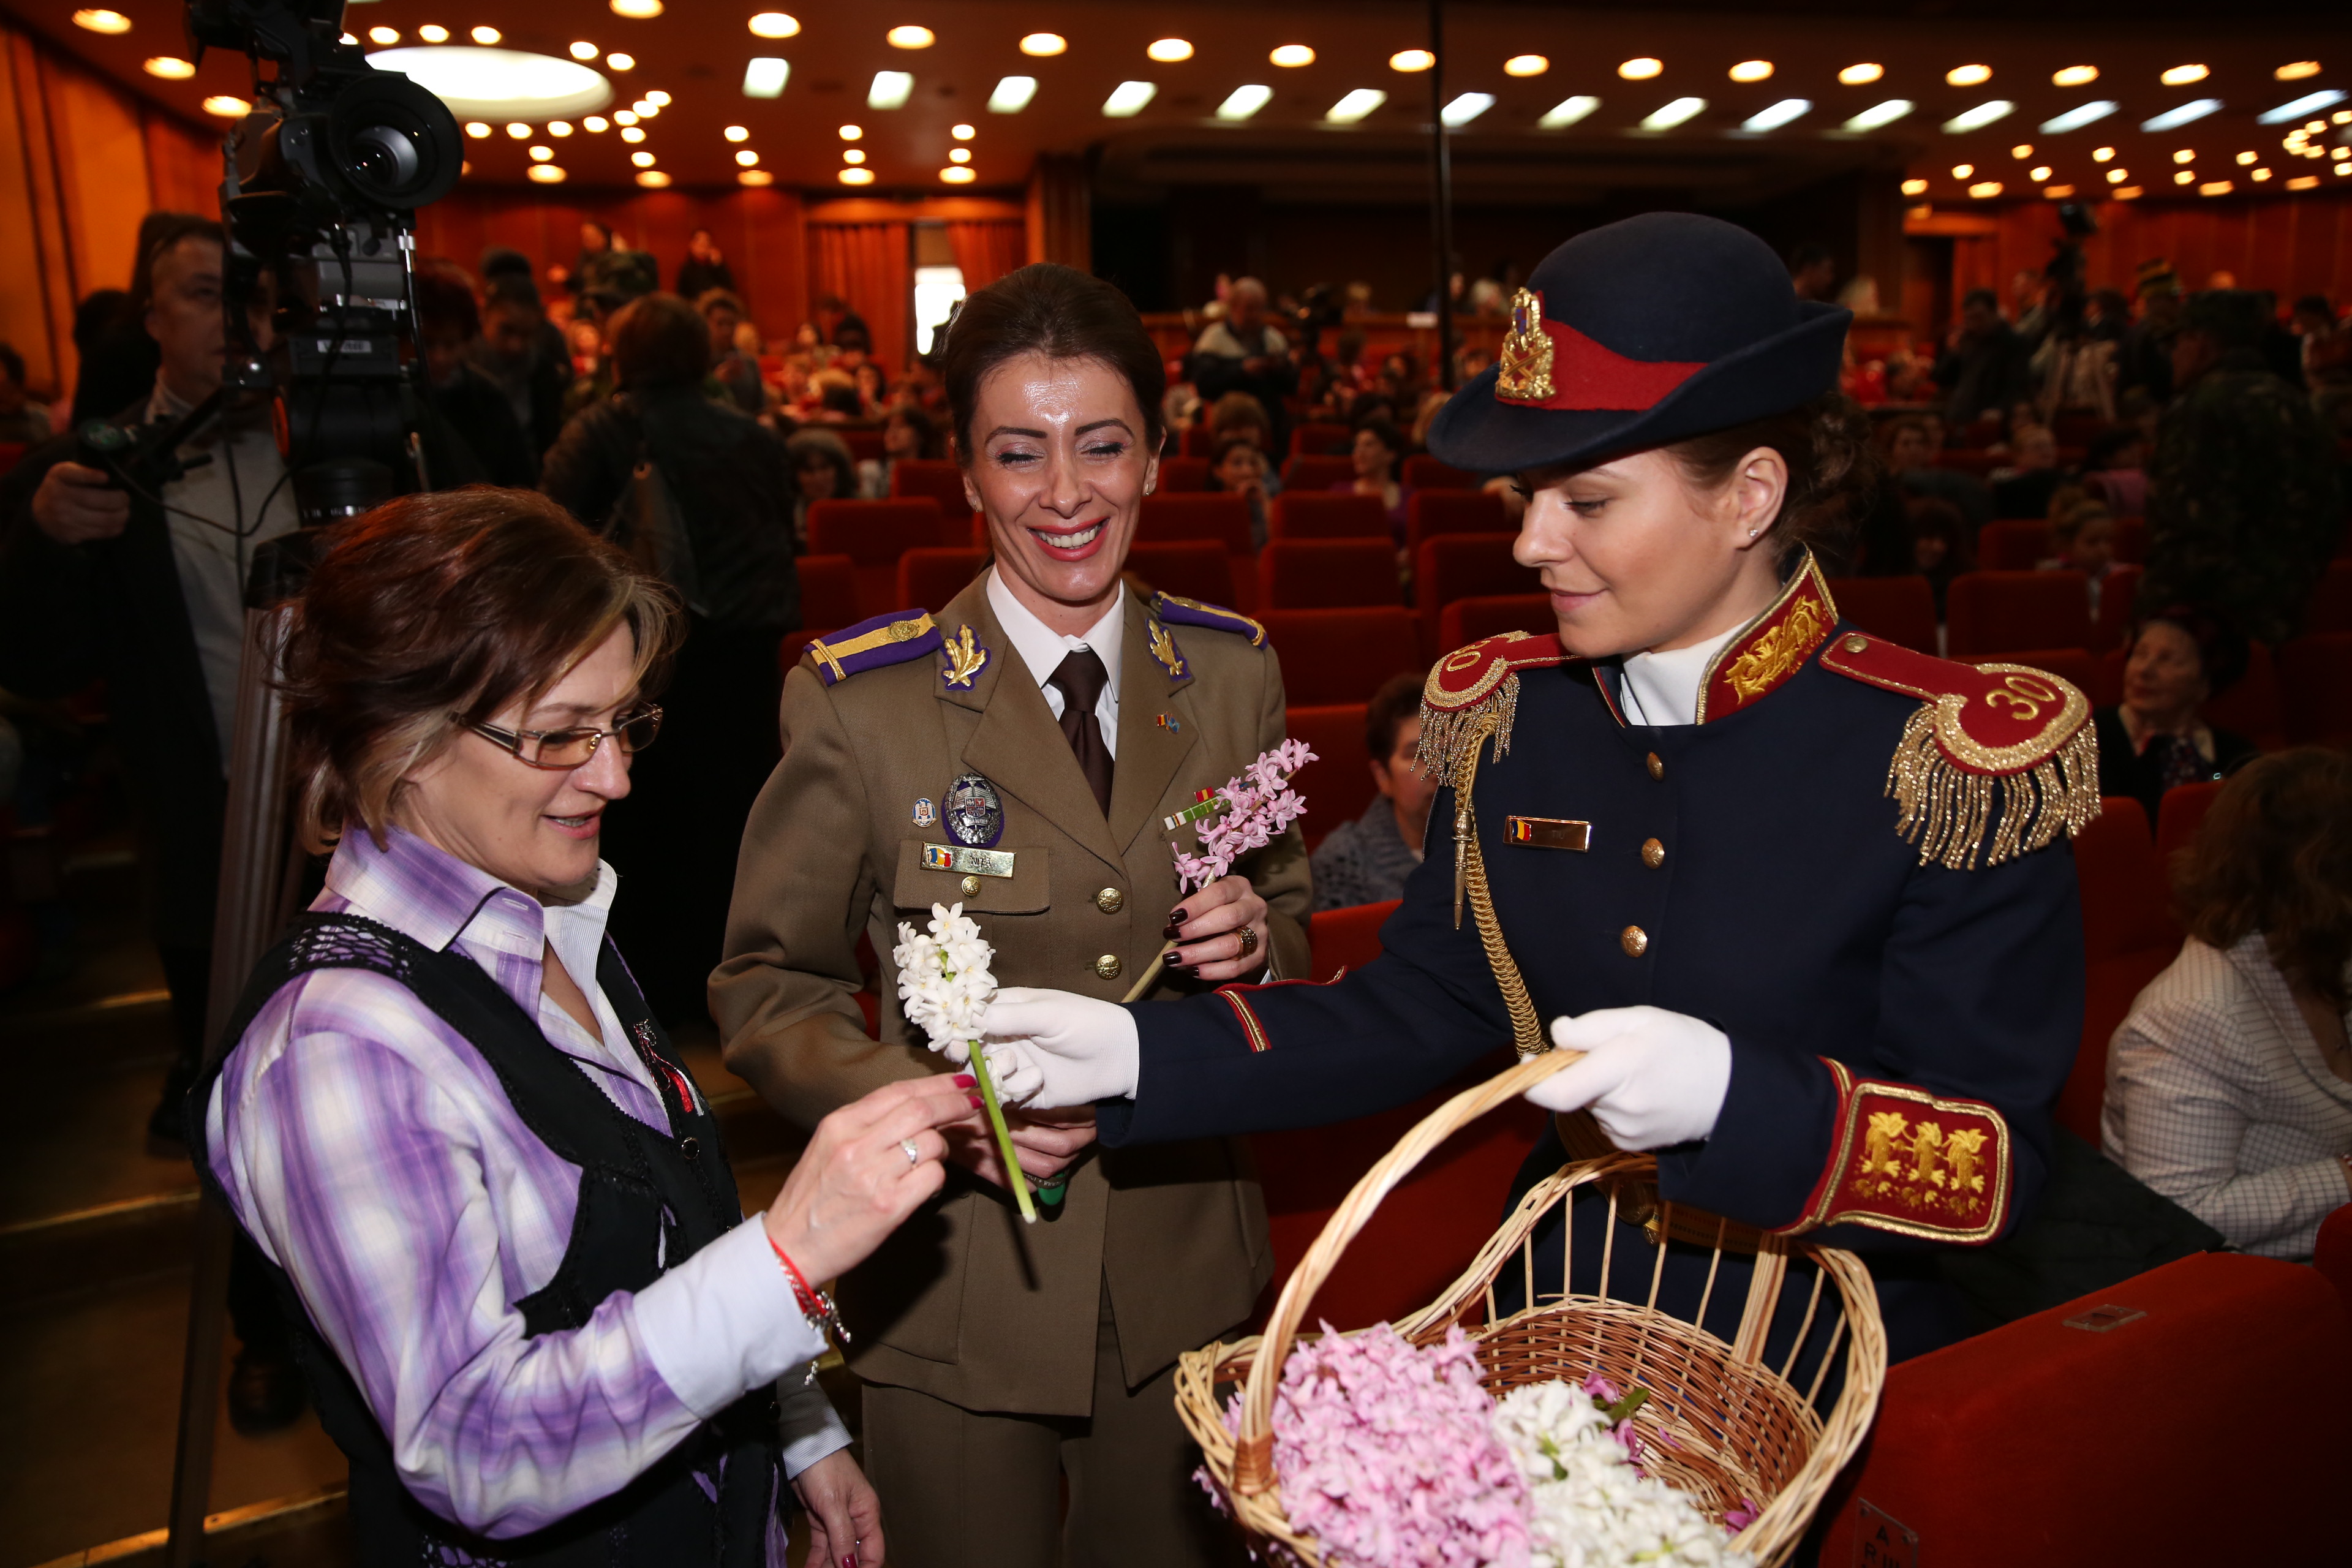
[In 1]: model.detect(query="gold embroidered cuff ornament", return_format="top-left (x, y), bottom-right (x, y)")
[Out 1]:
top-left (1781, 1059), bottom-right (2015, 1243)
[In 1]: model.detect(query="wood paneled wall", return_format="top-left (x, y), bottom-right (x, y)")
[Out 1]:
top-left (1940, 194), bottom-right (2352, 315)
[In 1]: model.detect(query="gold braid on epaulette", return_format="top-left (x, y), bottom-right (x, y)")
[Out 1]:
top-left (1445, 710), bottom-right (1544, 1060)
top-left (1419, 671), bottom-right (1521, 788)
top-left (1888, 706), bottom-right (2102, 870)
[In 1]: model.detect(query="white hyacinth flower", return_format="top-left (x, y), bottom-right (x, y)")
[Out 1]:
top-left (1491, 1381), bottom-right (1754, 1568)
top-left (894, 903), bottom-right (998, 1053)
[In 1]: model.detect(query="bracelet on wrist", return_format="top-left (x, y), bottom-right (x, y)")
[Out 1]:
top-left (768, 1231), bottom-right (850, 1384)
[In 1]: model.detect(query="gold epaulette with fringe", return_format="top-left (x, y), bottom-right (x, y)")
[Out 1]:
top-left (1819, 632), bottom-right (2101, 870)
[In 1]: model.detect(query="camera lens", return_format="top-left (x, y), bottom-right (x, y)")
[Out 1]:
top-left (325, 72), bottom-right (462, 209)
top-left (349, 124), bottom-right (421, 190)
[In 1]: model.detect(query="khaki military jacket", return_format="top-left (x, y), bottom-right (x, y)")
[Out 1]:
top-left (712, 574), bottom-right (1308, 1414)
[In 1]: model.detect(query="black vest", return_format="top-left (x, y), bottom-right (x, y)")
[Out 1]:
top-left (191, 914), bottom-right (782, 1567)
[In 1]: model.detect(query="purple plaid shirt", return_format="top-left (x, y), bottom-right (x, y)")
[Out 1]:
top-left (205, 826), bottom-right (842, 1545)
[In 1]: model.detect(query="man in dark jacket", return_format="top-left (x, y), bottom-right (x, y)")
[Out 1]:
top-left (1932, 288), bottom-right (2032, 429)
top-left (412, 260), bottom-right (536, 486)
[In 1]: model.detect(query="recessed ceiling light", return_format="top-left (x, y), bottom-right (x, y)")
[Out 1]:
top-left (1728, 61), bottom-right (1773, 83)
top-left (736, 149), bottom-right (758, 165)
top-left (724, 124), bottom-right (748, 141)
top-left (631, 149), bottom-right (655, 167)
top-left (1742, 99), bottom-right (1810, 132)
top-left (989, 75), bottom-right (1038, 113)
top-left (2173, 148), bottom-right (2195, 163)
top-left (204, 95), bottom-right (254, 116)
top-left (621, 126), bottom-right (644, 141)
top-left (2259, 90), bottom-right (2346, 125)
top-left (1216, 84), bottom-right (1273, 121)
top-left (369, 27), bottom-right (399, 45)
top-left (2039, 102), bottom-right (2117, 134)
top-left (1947, 64), bottom-right (1992, 87)
top-left (1327, 88), bottom-right (1387, 123)
top-left (887, 25), bottom-right (934, 49)
top-left (549, 121), bottom-right (572, 135)
top-left (471, 26), bottom-right (500, 45)
top-left (584, 116), bottom-right (609, 131)
top-left (570, 40), bottom-right (598, 60)
top-left (1843, 99), bottom-right (1913, 131)
top-left (614, 109), bottom-right (639, 124)
top-left (1618, 58), bottom-right (1662, 81)
top-left (2199, 179), bottom-right (2232, 195)
top-left (2011, 143), bottom-right (2033, 159)
top-left (740, 168), bottom-right (774, 186)
top-left (2173, 170), bottom-right (2194, 184)
top-left (361, 55), bottom-right (619, 129)
top-left (2275, 62), bottom-right (2321, 81)
top-left (1838, 63), bottom-right (1883, 86)
top-left (1951, 163), bottom-right (1975, 178)
top-left (2106, 168), bottom-right (2128, 182)
top-left (941, 166), bottom-right (976, 183)
top-left (1102, 80), bottom-right (1156, 116)
top-left (1389, 50), bottom-right (1434, 73)
top-left (952, 123), bottom-right (974, 139)
top-left (2144, 99), bottom-right (2221, 131)
top-left (1271, 45), bottom-right (1315, 69)
top-left (748, 12), bottom-right (799, 38)
top-left (1019, 34), bottom-right (1065, 57)
top-left (339, 32), bottom-right (356, 45)
top-left (1901, 178), bottom-right (1928, 195)
top-left (2045, 184), bottom-right (2075, 197)
top-left (2286, 173), bottom-right (2319, 187)
top-left (420, 25), bottom-right (449, 43)
top-left (72, 10), bottom-right (132, 35)
top-left (2161, 64), bottom-right (2209, 86)
top-left (1505, 55), bottom-right (1548, 78)
top-left (1441, 92), bottom-right (1495, 127)
top-left (609, 0), bottom-right (661, 15)
top-left (2114, 185), bottom-right (2142, 198)
top-left (2093, 146), bottom-right (2114, 160)
top-left (2030, 164), bottom-right (2051, 180)
top-left (143, 56), bottom-right (196, 79)
top-left (839, 167), bottom-right (875, 184)
top-left (2252, 167), bottom-right (2272, 180)
top-left (529, 145), bottom-right (553, 160)
top-left (843, 148), bottom-right (865, 164)
top-left (1640, 96), bottom-right (1706, 130)
top-left (633, 101), bottom-right (657, 116)
top-left (528, 164), bottom-right (567, 183)
top-left (1538, 95), bottom-right (1600, 129)
top-left (869, 70), bottom-right (914, 110)
top-left (948, 146), bottom-right (970, 163)
top-left (606, 52), bottom-right (634, 70)
top-left (646, 90), bottom-right (670, 105)
top-left (1942, 100), bottom-right (2015, 134)
top-left (1148, 39), bottom-right (1193, 64)
top-left (2052, 66), bottom-right (2098, 88)
top-left (835, 124), bottom-right (861, 140)
top-left (636, 170), bottom-right (671, 187)
top-left (1967, 180), bottom-right (2002, 197)
top-left (506, 121), bottom-right (530, 138)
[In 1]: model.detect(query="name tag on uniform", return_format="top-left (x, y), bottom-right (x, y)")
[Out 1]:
top-left (921, 843), bottom-right (1016, 878)
top-left (1505, 816), bottom-right (1591, 851)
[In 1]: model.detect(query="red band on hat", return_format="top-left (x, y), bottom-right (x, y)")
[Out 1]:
top-left (1501, 318), bottom-right (1708, 412)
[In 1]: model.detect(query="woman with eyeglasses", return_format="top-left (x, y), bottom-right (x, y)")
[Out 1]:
top-left (194, 490), bottom-right (968, 1567)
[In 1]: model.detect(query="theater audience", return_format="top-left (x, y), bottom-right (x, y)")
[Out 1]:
top-left (1879, 413), bottom-right (1993, 533)
top-left (0, 343), bottom-right (50, 443)
top-left (783, 427), bottom-right (856, 551)
top-left (856, 405), bottom-right (943, 499)
top-left (1906, 496), bottom-right (1973, 619)
top-left (698, 289), bottom-right (764, 415)
top-left (2040, 495), bottom-right (2117, 620)
top-left (1934, 287), bottom-right (2032, 429)
top-left (412, 261), bottom-right (535, 488)
top-left (1207, 390), bottom-right (1273, 453)
top-left (2093, 608), bottom-right (2258, 829)
top-left (2081, 426), bottom-right (2147, 516)
top-left (471, 269), bottom-right (570, 463)
top-left (2116, 266), bottom-right (2184, 404)
top-left (1310, 674), bottom-right (1437, 911)
top-left (1190, 276), bottom-right (1297, 454)
top-left (2104, 747), bottom-right (2352, 1261)
top-left (1207, 432), bottom-right (1272, 549)
top-left (674, 226), bottom-right (736, 302)
top-left (1989, 422), bottom-right (2067, 519)
top-left (1335, 415), bottom-right (1409, 540)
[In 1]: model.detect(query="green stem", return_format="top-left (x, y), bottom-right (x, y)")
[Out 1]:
top-left (966, 1036), bottom-right (1036, 1224)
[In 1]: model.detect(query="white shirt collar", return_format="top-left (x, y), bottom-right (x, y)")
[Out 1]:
top-left (986, 568), bottom-right (1125, 752)
top-left (1616, 624), bottom-right (1742, 728)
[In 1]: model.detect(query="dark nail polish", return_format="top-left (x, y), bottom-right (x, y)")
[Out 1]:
top-left (953, 1073), bottom-right (976, 1088)
top-left (1167, 908), bottom-right (1189, 925)
top-left (1162, 923), bottom-right (1183, 940)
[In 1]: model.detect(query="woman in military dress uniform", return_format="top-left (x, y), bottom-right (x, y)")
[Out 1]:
top-left (979, 214), bottom-right (2093, 1368)
top-left (711, 264), bottom-right (1306, 1567)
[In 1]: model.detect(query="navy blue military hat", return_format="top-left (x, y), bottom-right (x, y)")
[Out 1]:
top-left (1428, 212), bottom-right (1852, 475)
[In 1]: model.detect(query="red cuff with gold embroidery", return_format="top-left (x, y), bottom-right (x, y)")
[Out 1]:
top-left (1777, 1059), bottom-right (2015, 1243)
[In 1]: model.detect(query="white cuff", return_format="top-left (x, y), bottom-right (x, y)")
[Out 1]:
top-left (776, 1376), bottom-right (854, 1479)
top-left (631, 1216), bottom-right (829, 1420)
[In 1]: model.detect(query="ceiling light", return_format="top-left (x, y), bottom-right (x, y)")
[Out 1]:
top-left (2030, 165), bottom-right (2051, 180)
top-left (621, 126), bottom-right (645, 141)
top-left (1947, 64), bottom-right (1992, 87)
top-left (2154, 100), bottom-right (2220, 131)
top-left (1968, 181), bottom-right (2002, 197)
top-left (529, 145), bottom-right (553, 160)
top-left (1019, 34), bottom-right (1065, 57)
top-left (2052, 65), bottom-right (2098, 88)
top-left (633, 101), bottom-right (657, 116)
top-left (2339, 111), bottom-right (2352, 124)
top-left (1538, 96), bottom-right (1600, 129)
top-left (646, 90), bottom-right (670, 105)
top-left (471, 26), bottom-right (500, 45)
top-left (1942, 101), bottom-right (2013, 133)
top-left (143, 57), bottom-right (196, 79)
top-left (1838, 63), bottom-right (1883, 86)
top-left (2114, 185), bottom-right (2142, 198)
top-left (72, 10), bottom-right (132, 35)
top-left (528, 164), bottom-right (567, 183)
top-left (1148, 39), bottom-right (1193, 64)
top-left (736, 149), bottom-right (758, 165)
top-left (570, 41), bottom-right (598, 60)
top-left (611, 0), bottom-right (661, 14)
top-left (2173, 148), bottom-right (2196, 162)
top-left (2040, 102), bottom-right (2117, 135)
top-left (989, 75), bottom-right (1038, 113)
top-left (843, 148), bottom-right (865, 164)
top-left (636, 170), bottom-right (670, 187)
top-left (1505, 55), bottom-right (1549, 78)
top-left (887, 25), bottom-right (934, 49)
top-left (1951, 162), bottom-right (1974, 178)
top-left (606, 52), bottom-right (633, 70)
top-left (1216, 84), bottom-right (1273, 121)
top-left (1640, 97), bottom-right (1706, 130)
top-left (204, 95), bottom-right (254, 116)
top-left (2199, 179), bottom-right (2232, 195)
top-left (740, 169), bottom-right (774, 186)
top-left (868, 70), bottom-right (913, 109)
top-left (2260, 91), bottom-right (2347, 124)
top-left (2234, 149), bottom-right (2256, 164)
top-left (2106, 168), bottom-right (2128, 182)
top-left (2277, 62), bottom-right (2321, 81)
top-left (1389, 50), bottom-right (1434, 73)
top-left (420, 25), bottom-right (449, 42)
top-left (369, 26), bottom-right (399, 45)
top-left (724, 124), bottom-right (748, 141)
top-left (549, 121), bottom-right (571, 135)
top-left (948, 146), bottom-right (970, 163)
top-left (341, 34), bottom-right (356, 48)
top-left (1327, 89), bottom-right (1387, 124)
top-left (2174, 170), bottom-right (2194, 184)
top-left (1843, 99), bottom-right (1913, 132)
top-left (2046, 184), bottom-right (2076, 198)
top-left (505, 121), bottom-right (531, 138)
top-left (840, 167), bottom-right (876, 184)
top-left (1442, 92), bottom-right (1495, 127)
top-left (741, 56), bottom-right (790, 96)
top-left (748, 12), bottom-right (799, 38)
top-left (941, 166), bottom-right (976, 184)
top-left (2287, 174), bottom-right (2320, 189)
top-left (1271, 45), bottom-right (1316, 69)
top-left (631, 150), bottom-right (655, 167)
top-left (1901, 178), bottom-right (1928, 195)
top-left (2011, 144), bottom-right (2033, 158)
top-left (2093, 146), bottom-right (2114, 160)
top-left (1618, 58), bottom-right (1662, 81)
top-left (951, 123), bottom-right (974, 140)
top-left (2161, 64), bottom-right (2208, 86)
top-left (614, 110), bottom-right (638, 124)
top-left (2252, 167), bottom-right (2272, 181)
top-left (1103, 81), bottom-right (1156, 116)
top-left (584, 116), bottom-right (608, 131)
top-left (1728, 61), bottom-right (1773, 83)
top-left (1741, 98), bottom-right (1810, 132)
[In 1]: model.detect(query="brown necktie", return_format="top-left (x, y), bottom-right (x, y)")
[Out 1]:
top-left (1047, 649), bottom-right (1114, 816)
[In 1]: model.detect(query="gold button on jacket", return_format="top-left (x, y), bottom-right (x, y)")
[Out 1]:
top-left (1641, 837), bottom-right (1666, 868)
top-left (1621, 924), bottom-right (1650, 957)
top-left (712, 579), bottom-right (1306, 1417)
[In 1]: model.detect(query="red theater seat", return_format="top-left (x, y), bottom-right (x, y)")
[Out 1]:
top-left (1125, 540), bottom-right (1236, 608)
top-left (2305, 559), bottom-right (2352, 635)
top-left (1415, 534), bottom-right (1540, 646)
top-left (838, 428), bottom-right (886, 462)
top-left (2113, 514), bottom-right (2146, 564)
top-left (808, 498), bottom-right (952, 618)
top-left (1271, 491), bottom-right (1390, 540)
top-left (2280, 633), bottom-right (2352, 745)
top-left (1401, 454), bottom-right (1477, 491)
top-left (1978, 518), bottom-right (2051, 570)
top-left (1289, 421), bottom-right (1352, 458)
top-left (1405, 489), bottom-right (1509, 554)
top-left (1816, 1253), bottom-right (2349, 1567)
top-left (1945, 570), bottom-right (2092, 657)
top-left (1283, 704), bottom-right (1375, 851)
top-left (1261, 608), bottom-right (1421, 705)
top-left (1156, 454), bottom-right (1210, 492)
top-left (2060, 798), bottom-right (2182, 1144)
top-left (896, 547), bottom-right (986, 613)
top-left (796, 554), bottom-right (858, 630)
top-left (1281, 454), bottom-right (1356, 491)
top-left (1439, 594), bottom-right (1552, 651)
top-left (888, 458), bottom-right (970, 514)
top-left (0, 442), bottom-right (27, 477)
top-left (1308, 899), bottom-right (1399, 981)
top-left (2155, 778), bottom-right (2224, 867)
top-left (1178, 424), bottom-right (1213, 458)
top-left (1261, 540), bottom-right (1401, 609)
top-left (778, 627), bottom-right (831, 677)
top-left (2090, 563), bottom-right (2141, 656)
top-left (2315, 1204), bottom-right (2352, 1314)
top-left (1826, 576), bottom-right (1938, 654)
top-left (1137, 492), bottom-right (1253, 554)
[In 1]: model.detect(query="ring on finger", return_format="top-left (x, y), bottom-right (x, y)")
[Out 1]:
top-left (900, 1137), bottom-right (922, 1167)
top-left (1236, 924), bottom-right (1259, 957)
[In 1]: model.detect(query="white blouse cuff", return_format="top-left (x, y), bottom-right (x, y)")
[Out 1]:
top-left (633, 1215), bottom-right (829, 1420)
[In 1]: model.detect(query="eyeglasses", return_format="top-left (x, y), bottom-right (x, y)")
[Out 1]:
top-left (457, 705), bottom-right (663, 770)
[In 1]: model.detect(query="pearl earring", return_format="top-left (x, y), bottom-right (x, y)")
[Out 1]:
top-left (1746, 527), bottom-right (1759, 538)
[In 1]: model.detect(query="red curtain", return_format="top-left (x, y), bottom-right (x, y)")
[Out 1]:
top-left (812, 221), bottom-right (911, 374)
top-left (946, 221), bottom-right (1027, 295)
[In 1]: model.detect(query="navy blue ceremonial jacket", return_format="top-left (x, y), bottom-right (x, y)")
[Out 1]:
top-left (1098, 566), bottom-right (2090, 1359)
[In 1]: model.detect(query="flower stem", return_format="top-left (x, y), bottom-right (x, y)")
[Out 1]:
top-left (1118, 939), bottom-right (1180, 1005)
top-left (966, 1038), bottom-right (1036, 1224)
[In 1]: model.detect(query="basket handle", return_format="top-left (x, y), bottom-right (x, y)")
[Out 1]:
top-left (1231, 1049), bottom-right (1581, 1494)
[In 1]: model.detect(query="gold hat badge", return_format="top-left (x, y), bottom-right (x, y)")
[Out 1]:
top-left (1496, 287), bottom-right (1556, 402)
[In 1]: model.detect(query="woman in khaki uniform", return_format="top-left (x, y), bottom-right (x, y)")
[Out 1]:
top-left (711, 264), bottom-right (1308, 1568)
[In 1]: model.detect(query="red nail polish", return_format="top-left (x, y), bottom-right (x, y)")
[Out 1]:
top-left (954, 1073), bottom-right (976, 1088)
top-left (843, 1556), bottom-right (856, 1568)
top-left (968, 1094), bottom-right (986, 1109)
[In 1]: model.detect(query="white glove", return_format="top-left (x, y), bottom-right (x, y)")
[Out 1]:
top-left (1526, 1006), bottom-right (1732, 1150)
top-left (971, 987), bottom-right (1141, 1109)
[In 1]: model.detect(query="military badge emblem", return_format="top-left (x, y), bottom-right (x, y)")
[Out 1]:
top-left (1146, 619), bottom-right (1188, 680)
top-left (940, 624), bottom-right (989, 690)
top-left (944, 772), bottom-right (1004, 848)
top-left (911, 797), bottom-right (937, 828)
top-left (1496, 287), bottom-right (1556, 402)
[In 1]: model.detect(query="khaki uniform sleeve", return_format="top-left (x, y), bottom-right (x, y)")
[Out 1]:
top-left (711, 663), bottom-right (929, 1132)
top-left (1251, 645), bottom-right (1313, 981)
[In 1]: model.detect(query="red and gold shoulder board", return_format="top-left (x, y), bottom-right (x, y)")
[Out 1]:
top-left (1418, 631), bottom-right (1569, 782)
top-left (1777, 1059), bottom-right (2015, 1244)
top-left (1819, 632), bottom-right (2100, 869)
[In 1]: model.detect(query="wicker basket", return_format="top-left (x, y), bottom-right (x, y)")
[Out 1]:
top-left (1177, 1052), bottom-right (1886, 1567)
